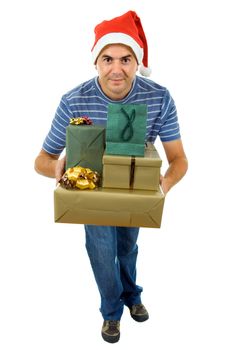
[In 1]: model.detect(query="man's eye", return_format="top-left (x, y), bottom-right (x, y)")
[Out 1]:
top-left (122, 58), bottom-right (130, 64)
top-left (104, 57), bottom-right (112, 63)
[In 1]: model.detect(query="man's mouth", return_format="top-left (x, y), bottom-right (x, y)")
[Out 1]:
top-left (109, 76), bottom-right (124, 80)
top-left (110, 78), bottom-right (124, 82)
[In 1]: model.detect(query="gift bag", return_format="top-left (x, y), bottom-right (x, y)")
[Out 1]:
top-left (105, 104), bottom-right (147, 157)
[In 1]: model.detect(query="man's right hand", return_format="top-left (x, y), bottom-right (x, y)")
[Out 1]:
top-left (34, 149), bottom-right (64, 183)
top-left (55, 156), bottom-right (66, 185)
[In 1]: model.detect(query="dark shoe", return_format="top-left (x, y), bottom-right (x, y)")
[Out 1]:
top-left (101, 320), bottom-right (120, 343)
top-left (129, 304), bottom-right (149, 322)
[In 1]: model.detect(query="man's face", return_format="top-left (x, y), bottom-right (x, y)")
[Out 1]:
top-left (96, 44), bottom-right (138, 100)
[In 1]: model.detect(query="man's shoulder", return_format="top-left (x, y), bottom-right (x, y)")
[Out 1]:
top-left (63, 78), bottom-right (95, 100)
top-left (136, 76), bottom-right (167, 94)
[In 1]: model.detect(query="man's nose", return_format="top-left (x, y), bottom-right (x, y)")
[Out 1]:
top-left (111, 60), bottom-right (122, 72)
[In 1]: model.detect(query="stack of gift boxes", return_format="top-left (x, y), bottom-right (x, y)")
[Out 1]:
top-left (54, 104), bottom-right (165, 228)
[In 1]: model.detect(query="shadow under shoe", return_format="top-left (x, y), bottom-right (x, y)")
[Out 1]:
top-left (101, 320), bottom-right (120, 343)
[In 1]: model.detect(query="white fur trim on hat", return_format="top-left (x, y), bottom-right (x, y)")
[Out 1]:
top-left (139, 64), bottom-right (152, 77)
top-left (92, 32), bottom-right (143, 64)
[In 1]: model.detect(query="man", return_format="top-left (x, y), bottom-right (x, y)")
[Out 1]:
top-left (35, 10), bottom-right (188, 343)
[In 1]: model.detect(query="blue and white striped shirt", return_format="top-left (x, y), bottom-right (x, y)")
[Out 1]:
top-left (42, 76), bottom-right (181, 155)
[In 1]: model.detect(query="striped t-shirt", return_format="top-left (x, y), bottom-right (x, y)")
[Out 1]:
top-left (42, 75), bottom-right (181, 155)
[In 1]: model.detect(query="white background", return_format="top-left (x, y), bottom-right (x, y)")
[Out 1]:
top-left (0, 0), bottom-right (232, 349)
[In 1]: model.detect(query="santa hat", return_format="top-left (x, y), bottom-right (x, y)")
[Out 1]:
top-left (91, 10), bottom-right (152, 77)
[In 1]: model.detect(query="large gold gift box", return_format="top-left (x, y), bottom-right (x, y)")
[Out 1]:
top-left (54, 186), bottom-right (165, 228)
top-left (102, 143), bottom-right (162, 190)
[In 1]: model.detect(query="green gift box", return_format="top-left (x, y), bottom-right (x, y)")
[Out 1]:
top-left (106, 104), bottom-right (147, 157)
top-left (102, 143), bottom-right (162, 190)
top-left (66, 124), bottom-right (105, 175)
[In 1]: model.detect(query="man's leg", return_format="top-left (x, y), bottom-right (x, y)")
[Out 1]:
top-left (116, 226), bottom-right (143, 307)
top-left (85, 225), bottom-right (124, 321)
top-left (117, 227), bottom-right (149, 322)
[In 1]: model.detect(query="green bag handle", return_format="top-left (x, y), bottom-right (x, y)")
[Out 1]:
top-left (120, 108), bottom-right (136, 141)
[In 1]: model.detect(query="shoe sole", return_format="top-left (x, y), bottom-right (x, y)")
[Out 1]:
top-left (130, 313), bottom-right (149, 322)
top-left (102, 332), bottom-right (120, 343)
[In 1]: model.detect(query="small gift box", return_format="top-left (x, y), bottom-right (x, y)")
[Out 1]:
top-left (102, 143), bottom-right (162, 190)
top-left (66, 118), bottom-right (105, 175)
top-left (105, 104), bottom-right (147, 157)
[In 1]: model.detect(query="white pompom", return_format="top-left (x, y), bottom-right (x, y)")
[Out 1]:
top-left (139, 64), bottom-right (152, 77)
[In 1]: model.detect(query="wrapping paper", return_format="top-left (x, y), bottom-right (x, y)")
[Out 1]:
top-left (54, 185), bottom-right (165, 228)
top-left (102, 143), bottom-right (162, 190)
top-left (66, 124), bottom-right (105, 175)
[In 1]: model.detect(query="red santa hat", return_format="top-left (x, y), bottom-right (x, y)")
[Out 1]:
top-left (91, 10), bottom-right (152, 77)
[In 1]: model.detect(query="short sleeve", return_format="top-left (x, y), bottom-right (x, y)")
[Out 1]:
top-left (158, 90), bottom-right (181, 142)
top-left (42, 96), bottom-right (72, 155)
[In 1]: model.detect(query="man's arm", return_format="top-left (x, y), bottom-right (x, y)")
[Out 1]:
top-left (160, 139), bottom-right (188, 195)
top-left (34, 149), bottom-right (66, 184)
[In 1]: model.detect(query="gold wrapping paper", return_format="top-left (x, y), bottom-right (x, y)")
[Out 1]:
top-left (54, 186), bottom-right (165, 228)
top-left (102, 155), bottom-right (131, 189)
top-left (102, 143), bottom-right (162, 190)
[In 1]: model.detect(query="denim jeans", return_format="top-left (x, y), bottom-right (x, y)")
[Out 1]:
top-left (85, 225), bottom-right (143, 320)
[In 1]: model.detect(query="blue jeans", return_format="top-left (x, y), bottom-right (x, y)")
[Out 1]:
top-left (85, 225), bottom-right (143, 320)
